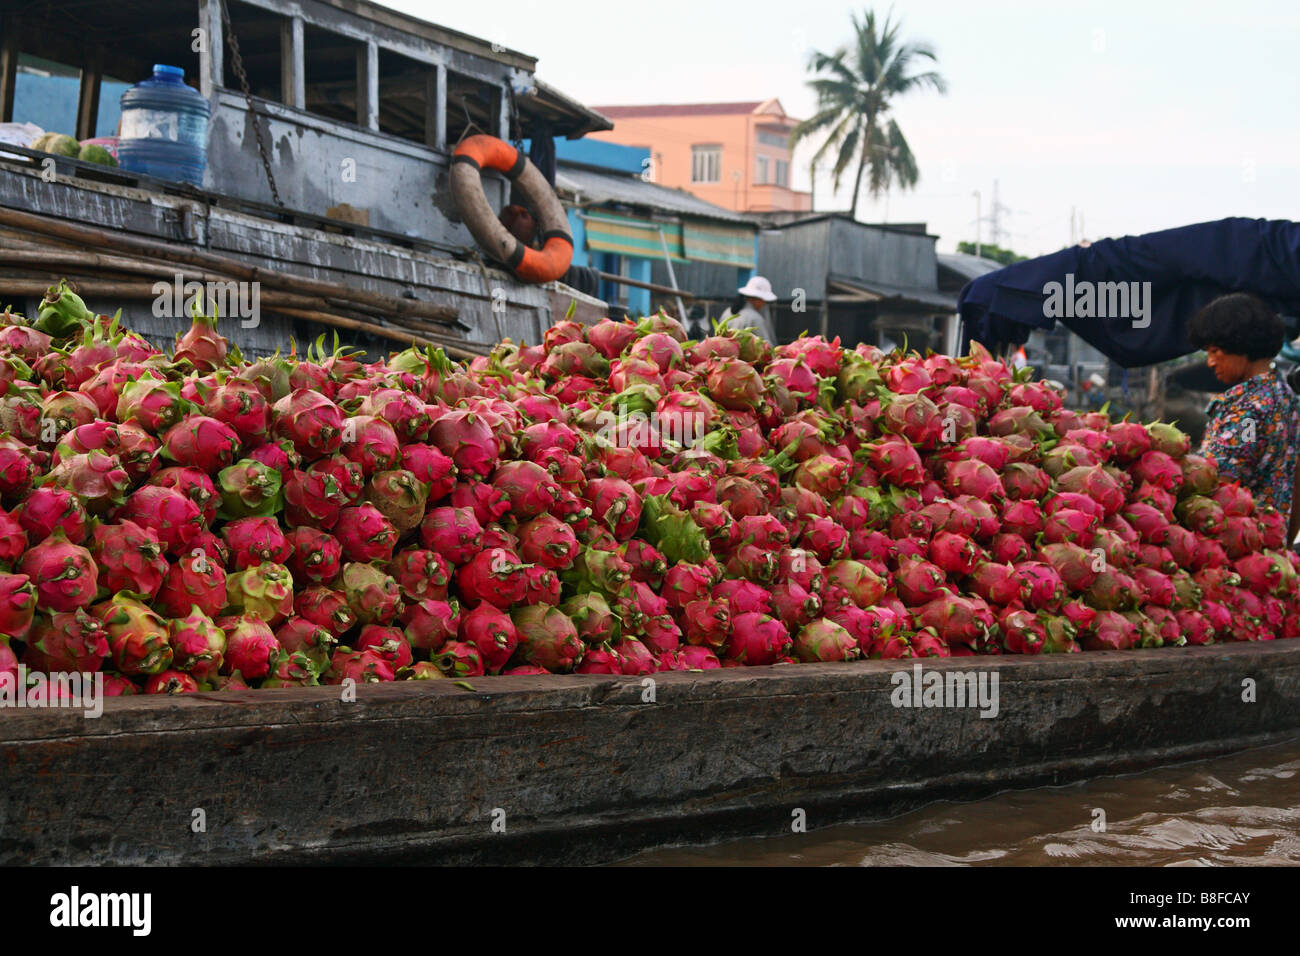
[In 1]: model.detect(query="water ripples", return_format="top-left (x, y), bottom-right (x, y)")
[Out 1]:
top-left (622, 738), bottom-right (1300, 866)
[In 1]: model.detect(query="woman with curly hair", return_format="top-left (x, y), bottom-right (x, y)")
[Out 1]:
top-left (1188, 293), bottom-right (1300, 543)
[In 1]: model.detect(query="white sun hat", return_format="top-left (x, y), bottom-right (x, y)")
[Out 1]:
top-left (737, 275), bottom-right (778, 302)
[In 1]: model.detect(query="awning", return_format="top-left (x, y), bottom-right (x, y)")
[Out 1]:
top-left (583, 212), bottom-right (685, 261)
top-left (828, 275), bottom-right (957, 312)
top-left (957, 218), bottom-right (1300, 367)
top-left (683, 220), bottom-right (756, 268)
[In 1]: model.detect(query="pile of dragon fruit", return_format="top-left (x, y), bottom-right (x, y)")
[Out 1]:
top-left (0, 280), bottom-right (1296, 696)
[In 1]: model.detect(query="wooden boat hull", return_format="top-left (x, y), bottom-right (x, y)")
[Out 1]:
top-left (2, 642), bottom-right (1298, 865)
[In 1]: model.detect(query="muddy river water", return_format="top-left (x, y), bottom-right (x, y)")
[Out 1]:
top-left (622, 736), bottom-right (1300, 866)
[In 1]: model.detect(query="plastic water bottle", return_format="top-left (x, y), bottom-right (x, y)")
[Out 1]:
top-left (117, 65), bottom-right (210, 186)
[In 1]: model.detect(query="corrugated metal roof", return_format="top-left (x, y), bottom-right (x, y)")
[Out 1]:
top-left (592, 102), bottom-right (764, 118)
top-left (937, 252), bottom-right (1003, 281)
top-left (556, 164), bottom-right (756, 225)
top-left (829, 274), bottom-right (957, 312)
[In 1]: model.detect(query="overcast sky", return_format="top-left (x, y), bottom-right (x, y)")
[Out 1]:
top-left (390, 0), bottom-right (1298, 257)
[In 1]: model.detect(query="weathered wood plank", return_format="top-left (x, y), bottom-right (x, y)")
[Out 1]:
top-left (2, 643), bottom-right (1297, 865)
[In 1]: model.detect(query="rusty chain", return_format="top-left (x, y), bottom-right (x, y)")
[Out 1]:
top-left (218, 0), bottom-right (284, 208)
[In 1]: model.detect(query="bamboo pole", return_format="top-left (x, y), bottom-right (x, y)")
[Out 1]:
top-left (271, 307), bottom-right (483, 360)
top-left (0, 277), bottom-right (323, 311)
top-left (0, 205), bottom-right (462, 325)
top-left (0, 276), bottom-right (485, 360)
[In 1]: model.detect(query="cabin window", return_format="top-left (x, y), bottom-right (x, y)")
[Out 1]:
top-left (11, 54), bottom-right (80, 135)
top-left (377, 49), bottom-right (435, 145)
top-left (444, 71), bottom-right (500, 145)
top-left (222, 1), bottom-right (285, 103)
top-left (303, 23), bottom-right (366, 126)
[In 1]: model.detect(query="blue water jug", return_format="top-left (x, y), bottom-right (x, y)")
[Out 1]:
top-left (117, 65), bottom-right (210, 186)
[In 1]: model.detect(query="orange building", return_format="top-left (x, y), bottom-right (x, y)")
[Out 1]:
top-left (588, 98), bottom-right (813, 214)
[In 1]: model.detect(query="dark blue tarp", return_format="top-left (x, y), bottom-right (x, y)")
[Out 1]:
top-left (958, 218), bottom-right (1300, 368)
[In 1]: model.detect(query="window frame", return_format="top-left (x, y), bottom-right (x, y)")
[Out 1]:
top-left (691, 144), bottom-right (721, 184)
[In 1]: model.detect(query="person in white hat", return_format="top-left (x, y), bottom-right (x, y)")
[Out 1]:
top-left (726, 275), bottom-right (779, 344)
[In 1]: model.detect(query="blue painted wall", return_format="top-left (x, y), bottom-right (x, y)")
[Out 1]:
top-left (525, 137), bottom-right (649, 175)
top-left (13, 71), bottom-right (130, 139)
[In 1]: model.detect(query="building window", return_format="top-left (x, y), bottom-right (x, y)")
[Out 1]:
top-left (755, 156), bottom-right (769, 184)
top-left (775, 159), bottom-right (789, 187)
top-left (757, 130), bottom-right (788, 149)
top-left (691, 145), bottom-right (721, 183)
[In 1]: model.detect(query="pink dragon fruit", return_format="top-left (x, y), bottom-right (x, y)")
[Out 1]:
top-left (1000, 462), bottom-right (1051, 500)
top-left (456, 548), bottom-right (529, 609)
top-left (272, 390), bottom-right (345, 461)
top-left (283, 527), bottom-right (343, 586)
top-left (154, 550), bottom-right (227, 619)
top-left (23, 607), bottom-right (109, 673)
top-left (333, 504), bottom-right (399, 563)
top-left (430, 409), bottom-right (500, 478)
top-left (14, 486), bottom-right (89, 545)
top-left (172, 306), bottom-right (228, 371)
top-left (724, 612), bottom-right (790, 665)
top-left (327, 645), bottom-right (398, 683)
top-left (159, 415), bottom-right (240, 475)
top-left (998, 608), bottom-right (1046, 654)
top-left (295, 586), bottom-right (359, 636)
top-left (944, 459), bottom-right (1005, 501)
top-left (168, 608), bottom-right (227, 680)
top-left (19, 529), bottom-right (97, 612)
top-left (89, 520), bottom-right (169, 600)
top-left (218, 615), bottom-right (280, 679)
top-left (116, 486), bottom-right (204, 556)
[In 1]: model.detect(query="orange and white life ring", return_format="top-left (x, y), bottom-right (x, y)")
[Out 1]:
top-left (450, 135), bottom-right (573, 284)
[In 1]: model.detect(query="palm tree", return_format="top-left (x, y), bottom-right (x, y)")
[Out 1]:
top-left (791, 9), bottom-right (947, 218)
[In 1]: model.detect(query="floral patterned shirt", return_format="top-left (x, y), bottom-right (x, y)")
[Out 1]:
top-left (1200, 365), bottom-right (1300, 515)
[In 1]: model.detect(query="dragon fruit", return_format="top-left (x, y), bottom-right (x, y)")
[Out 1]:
top-left (793, 619), bottom-right (860, 662)
top-left (354, 624), bottom-right (413, 671)
top-left (219, 615), bottom-right (280, 679)
top-left (155, 550), bottom-right (227, 619)
top-left (150, 466), bottom-right (220, 525)
top-left (511, 605), bottom-right (582, 672)
top-left (388, 548), bottom-right (452, 601)
top-left (24, 607), bottom-right (109, 673)
top-left (724, 612), bottom-right (790, 665)
top-left (283, 527), bottom-right (343, 586)
top-left (272, 390), bottom-right (345, 461)
top-left (14, 486), bottom-right (89, 545)
top-left (117, 486), bottom-right (204, 556)
top-left (363, 469), bottom-right (427, 536)
top-left (327, 645), bottom-right (397, 683)
top-left (169, 607), bottom-right (227, 680)
top-left (333, 504), bottom-right (399, 563)
top-left (430, 409), bottom-right (500, 478)
top-left (398, 598), bottom-right (459, 654)
top-left (96, 594), bottom-right (172, 675)
top-left (160, 415), bottom-right (240, 475)
top-left (89, 520), bottom-right (168, 600)
top-left (172, 306), bottom-right (228, 371)
top-left (225, 562), bottom-right (294, 625)
top-left (19, 529), bottom-right (97, 612)
top-left (0, 572), bottom-right (36, 640)
top-left (295, 586), bottom-right (358, 637)
top-left (337, 562), bottom-right (400, 626)
top-left (454, 547), bottom-right (528, 609)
